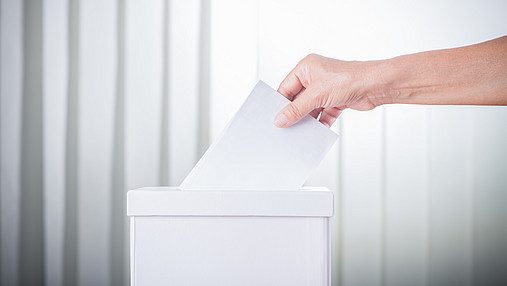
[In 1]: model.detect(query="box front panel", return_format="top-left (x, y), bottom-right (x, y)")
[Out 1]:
top-left (132, 216), bottom-right (329, 286)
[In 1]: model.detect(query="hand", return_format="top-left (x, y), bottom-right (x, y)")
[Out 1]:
top-left (273, 54), bottom-right (386, 128)
top-left (274, 36), bottom-right (507, 128)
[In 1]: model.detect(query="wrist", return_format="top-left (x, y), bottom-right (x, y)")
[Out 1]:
top-left (366, 51), bottom-right (449, 106)
top-left (360, 59), bottom-right (402, 107)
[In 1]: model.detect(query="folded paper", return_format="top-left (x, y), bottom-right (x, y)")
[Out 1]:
top-left (180, 80), bottom-right (338, 191)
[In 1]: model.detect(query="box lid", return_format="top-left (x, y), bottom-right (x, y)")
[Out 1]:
top-left (127, 187), bottom-right (333, 217)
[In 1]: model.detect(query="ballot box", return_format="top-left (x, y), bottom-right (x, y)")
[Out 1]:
top-left (127, 187), bottom-right (334, 286)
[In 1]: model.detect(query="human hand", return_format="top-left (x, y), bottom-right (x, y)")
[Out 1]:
top-left (273, 54), bottom-right (388, 128)
top-left (274, 37), bottom-right (507, 128)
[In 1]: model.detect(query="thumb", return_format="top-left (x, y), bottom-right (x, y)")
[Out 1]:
top-left (274, 89), bottom-right (317, 128)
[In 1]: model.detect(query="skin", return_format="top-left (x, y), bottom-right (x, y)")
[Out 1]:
top-left (273, 35), bottom-right (507, 128)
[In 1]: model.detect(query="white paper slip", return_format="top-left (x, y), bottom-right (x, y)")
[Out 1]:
top-left (180, 80), bottom-right (338, 191)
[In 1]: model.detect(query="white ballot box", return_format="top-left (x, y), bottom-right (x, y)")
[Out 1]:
top-left (127, 187), bottom-right (334, 286)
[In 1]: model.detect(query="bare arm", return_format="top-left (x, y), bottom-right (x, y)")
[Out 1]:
top-left (274, 36), bottom-right (507, 128)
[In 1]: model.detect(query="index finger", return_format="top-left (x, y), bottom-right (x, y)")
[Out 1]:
top-left (277, 65), bottom-right (304, 101)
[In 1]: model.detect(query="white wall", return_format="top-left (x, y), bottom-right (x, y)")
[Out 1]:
top-left (1, 0), bottom-right (506, 285)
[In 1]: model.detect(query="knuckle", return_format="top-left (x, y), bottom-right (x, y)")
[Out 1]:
top-left (305, 53), bottom-right (320, 61)
top-left (304, 54), bottom-right (326, 74)
top-left (301, 53), bottom-right (319, 66)
top-left (297, 54), bottom-right (325, 86)
top-left (304, 53), bottom-right (316, 61)
top-left (285, 104), bottom-right (304, 120)
top-left (278, 85), bottom-right (294, 98)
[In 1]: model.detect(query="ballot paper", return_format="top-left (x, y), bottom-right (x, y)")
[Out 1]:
top-left (180, 80), bottom-right (338, 191)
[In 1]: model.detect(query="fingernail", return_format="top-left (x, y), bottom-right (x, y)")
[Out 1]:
top-left (274, 113), bottom-right (288, 128)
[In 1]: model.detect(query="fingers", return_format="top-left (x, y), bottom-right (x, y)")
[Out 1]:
top-left (274, 88), bottom-right (317, 128)
top-left (277, 74), bottom-right (302, 100)
top-left (277, 60), bottom-right (307, 100)
top-left (309, 107), bottom-right (323, 119)
top-left (275, 54), bottom-right (346, 128)
top-left (318, 107), bottom-right (342, 128)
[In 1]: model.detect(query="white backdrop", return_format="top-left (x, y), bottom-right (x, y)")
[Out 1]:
top-left (1, 0), bottom-right (507, 286)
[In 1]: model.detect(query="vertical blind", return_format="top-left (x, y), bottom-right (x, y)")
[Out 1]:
top-left (1, 0), bottom-right (507, 286)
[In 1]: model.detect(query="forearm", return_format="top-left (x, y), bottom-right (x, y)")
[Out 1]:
top-left (369, 36), bottom-right (507, 106)
top-left (274, 37), bottom-right (507, 128)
